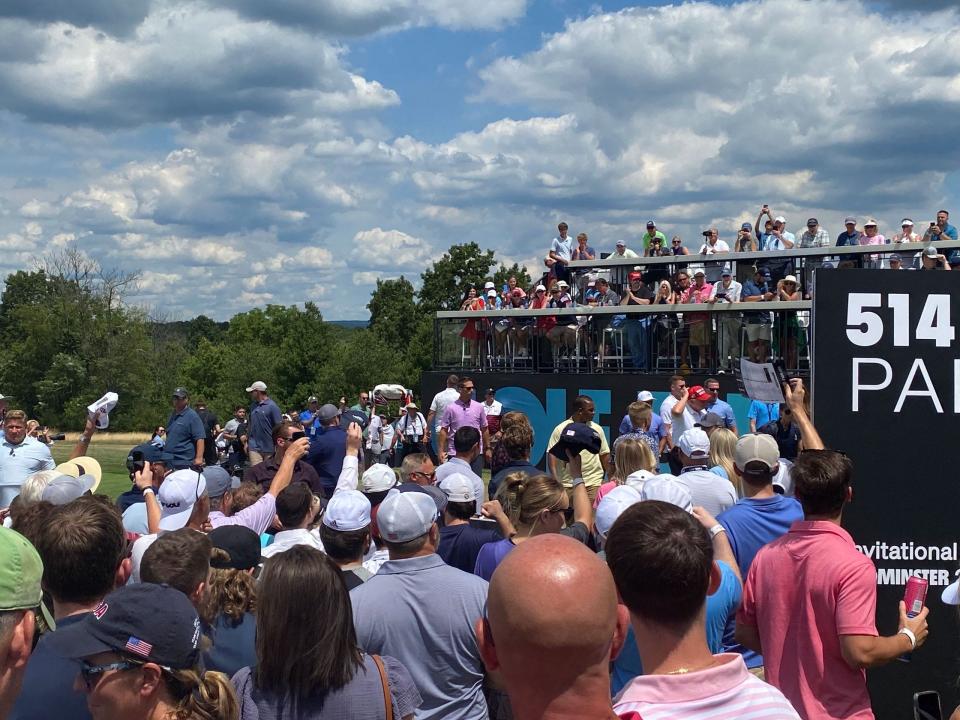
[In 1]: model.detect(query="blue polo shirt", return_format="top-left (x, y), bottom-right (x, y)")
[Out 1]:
top-left (617, 412), bottom-right (665, 440)
top-left (306, 425), bottom-right (348, 496)
top-left (165, 406), bottom-right (205, 468)
top-left (741, 280), bottom-right (772, 324)
top-left (248, 398), bottom-right (281, 453)
top-left (707, 398), bottom-right (736, 429)
top-left (836, 230), bottom-right (861, 247)
top-left (719, 494), bottom-right (804, 668)
top-left (12, 613), bottom-right (90, 720)
top-left (747, 400), bottom-right (779, 429)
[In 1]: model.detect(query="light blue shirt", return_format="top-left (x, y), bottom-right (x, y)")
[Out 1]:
top-left (0, 438), bottom-right (55, 507)
top-left (351, 554), bottom-right (489, 720)
top-left (707, 398), bottom-right (737, 430)
top-left (434, 457), bottom-right (484, 514)
top-left (551, 235), bottom-right (574, 263)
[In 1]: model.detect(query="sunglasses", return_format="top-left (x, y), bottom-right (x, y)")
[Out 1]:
top-left (79, 660), bottom-right (146, 691)
top-left (413, 470), bottom-right (436, 481)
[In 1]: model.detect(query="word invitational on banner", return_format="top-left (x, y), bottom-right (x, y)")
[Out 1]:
top-left (813, 268), bottom-right (960, 720)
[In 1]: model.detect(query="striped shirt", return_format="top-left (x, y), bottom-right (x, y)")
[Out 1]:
top-left (613, 653), bottom-right (800, 720)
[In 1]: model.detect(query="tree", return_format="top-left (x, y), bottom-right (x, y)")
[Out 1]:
top-left (493, 262), bottom-right (533, 293)
top-left (417, 243), bottom-right (496, 311)
top-left (368, 276), bottom-right (418, 350)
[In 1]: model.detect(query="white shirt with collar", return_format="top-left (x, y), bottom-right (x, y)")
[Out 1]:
top-left (482, 400), bottom-right (502, 417)
top-left (709, 279), bottom-right (743, 303)
top-left (261, 528), bottom-right (324, 559)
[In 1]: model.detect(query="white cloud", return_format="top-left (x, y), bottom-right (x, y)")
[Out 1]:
top-left (350, 227), bottom-right (434, 269)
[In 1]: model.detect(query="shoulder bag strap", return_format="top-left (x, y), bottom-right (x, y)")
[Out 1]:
top-left (373, 654), bottom-right (393, 720)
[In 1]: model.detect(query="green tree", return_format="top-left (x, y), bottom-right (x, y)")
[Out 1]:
top-left (493, 262), bottom-right (533, 293)
top-left (368, 276), bottom-right (418, 350)
top-left (417, 243), bottom-right (496, 311)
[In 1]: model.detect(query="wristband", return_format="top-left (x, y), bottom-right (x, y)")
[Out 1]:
top-left (898, 627), bottom-right (916, 650)
top-left (571, 477), bottom-right (585, 488)
top-left (142, 487), bottom-right (155, 496)
top-left (79, 434), bottom-right (91, 443)
top-left (708, 524), bottom-right (726, 539)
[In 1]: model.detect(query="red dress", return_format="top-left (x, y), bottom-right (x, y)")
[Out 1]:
top-left (460, 298), bottom-right (485, 340)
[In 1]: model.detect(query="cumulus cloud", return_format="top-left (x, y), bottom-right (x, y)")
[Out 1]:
top-left (0, 6), bottom-right (399, 127)
top-left (350, 227), bottom-right (433, 270)
top-left (219, 0), bottom-right (528, 34)
top-left (0, 0), bottom-right (151, 36)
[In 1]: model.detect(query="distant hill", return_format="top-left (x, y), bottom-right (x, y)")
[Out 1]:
top-left (329, 320), bottom-right (368, 329)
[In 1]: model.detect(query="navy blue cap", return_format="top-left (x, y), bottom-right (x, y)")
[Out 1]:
top-left (202, 465), bottom-right (232, 499)
top-left (340, 409), bottom-right (369, 431)
top-left (46, 583), bottom-right (201, 668)
top-left (209, 526), bottom-right (261, 570)
top-left (129, 443), bottom-right (175, 466)
top-left (548, 422), bottom-right (603, 461)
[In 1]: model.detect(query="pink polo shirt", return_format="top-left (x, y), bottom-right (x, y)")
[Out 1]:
top-left (439, 398), bottom-right (488, 456)
top-left (613, 653), bottom-right (799, 720)
top-left (738, 521), bottom-right (878, 720)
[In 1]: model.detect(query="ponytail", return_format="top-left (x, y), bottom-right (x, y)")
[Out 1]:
top-left (495, 472), bottom-right (563, 528)
top-left (166, 668), bottom-right (239, 720)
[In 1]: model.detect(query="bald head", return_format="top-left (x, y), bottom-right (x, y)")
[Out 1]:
top-left (485, 535), bottom-right (623, 678)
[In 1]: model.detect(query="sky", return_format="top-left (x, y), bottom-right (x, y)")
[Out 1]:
top-left (1, 0), bottom-right (959, 320)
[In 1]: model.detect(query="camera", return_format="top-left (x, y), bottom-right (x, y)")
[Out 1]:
top-left (290, 431), bottom-right (306, 442)
top-left (126, 449), bottom-right (145, 478)
top-left (48, 433), bottom-right (65, 441)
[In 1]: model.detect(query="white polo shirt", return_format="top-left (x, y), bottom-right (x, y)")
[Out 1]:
top-left (0, 437), bottom-right (55, 508)
top-left (659, 396), bottom-right (704, 443)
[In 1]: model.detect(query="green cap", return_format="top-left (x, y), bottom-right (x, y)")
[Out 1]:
top-left (0, 527), bottom-right (44, 611)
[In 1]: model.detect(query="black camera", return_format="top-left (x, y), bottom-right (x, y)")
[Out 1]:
top-left (48, 433), bottom-right (65, 441)
top-left (126, 450), bottom-right (145, 478)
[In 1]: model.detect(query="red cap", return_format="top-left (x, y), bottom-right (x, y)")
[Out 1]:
top-left (628, 272), bottom-right (642, 281)
top-left (688, 386), bottom-right (711, 402)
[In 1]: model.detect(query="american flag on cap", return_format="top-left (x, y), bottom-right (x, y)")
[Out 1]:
top-left (125, 636), bottom-right (153, 658)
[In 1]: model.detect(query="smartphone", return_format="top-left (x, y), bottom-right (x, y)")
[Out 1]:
top-left (469, 516), bottom-right (498, 530)
top-left (290, 431), bottom-right (306, 442)
top-left (931, 222), bottom-right (937, 228)
top-left (914, 691), bottom-right (942, 720)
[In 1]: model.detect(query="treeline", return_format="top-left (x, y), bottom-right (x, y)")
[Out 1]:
top-left (0, 245), bottom-right (528, 431)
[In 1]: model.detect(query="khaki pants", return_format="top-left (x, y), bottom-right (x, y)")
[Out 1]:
top-left (248, 450), bottom-right (272, 466)
top-left (566, 484), bottom-right (600, 506)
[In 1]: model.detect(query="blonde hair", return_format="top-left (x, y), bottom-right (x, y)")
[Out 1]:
top-left (709, 429), bottom-right (739, 495)
top-left (613, 438), bottom-right (656, 483)
top-left (163, 667), bottom-right (238, 720)
top-left (200, 558), bottom-right (256, 625)
top-left (626, 402), bottom-right (652, 431)
top-left (496, 472), bottom-right (564, 528)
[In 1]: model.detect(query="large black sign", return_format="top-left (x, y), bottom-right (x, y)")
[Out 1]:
top-left (813, 269), bottom-right (960, 719)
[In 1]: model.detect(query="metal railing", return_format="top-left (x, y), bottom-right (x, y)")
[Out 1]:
top-left (432, 240), bottom-right (960, 375)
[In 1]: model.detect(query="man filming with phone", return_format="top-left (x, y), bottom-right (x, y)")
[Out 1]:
top-left (246, 420), bottom-right (323, 496)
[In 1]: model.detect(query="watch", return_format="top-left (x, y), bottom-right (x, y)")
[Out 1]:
top-left (708, 524), bottom-right (726, 539)
top-left (898, 627), bottom-right (916, 650)
top-left (142, 487), bottom-right (155, 495)
top-left (571, 477), bottom-right (585, 488)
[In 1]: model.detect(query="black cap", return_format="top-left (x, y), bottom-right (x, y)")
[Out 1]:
top-left (172, 387), bottom-right (189, 399)
top-left (548, 422), bottom-right (603, 461)
top-left (46, 584), bottom-right (201, 668)
top-left (807, 218), bottom-right (818, 227)
top-left (340, 409), bottom-right (369, 431)
top-left (485, 388), bottom-right (495, 396)
top-left (209, 526), bottom-right (261, 570)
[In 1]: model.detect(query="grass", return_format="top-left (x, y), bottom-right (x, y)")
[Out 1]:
top-left (51, 434), bottom-right (147, 499)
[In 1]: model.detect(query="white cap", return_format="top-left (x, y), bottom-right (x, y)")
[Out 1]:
top-left (943, 580), bottom-right (960, 605)
top-left (158, 469), bottom-right (207, 531)
top-left (362, 464), bottom-right (397, 493)
top-left (557, 280), bottom-right (569, 288)
top-left (616, 239), bottom-right (626, 246)
top-left (486, 289), bottom-right (497, 297)
top-left (377, 492), bottom-right (439, 542)
top-left (595, 486), bottom-right (642, 539)
top-left (636, 390), bottom-right (654, 402)
top-left (245, 380), bottom-right (267, 392)
top-left (774, 216), bottom-right (786, 224)
top-left (323, 490), bottom-right (372, 531)
top-left (678, 428), bottom-right (710, 458)
top-left (87, 391), bottom-right (118, 430)
top-left (535, 284), bottom-right (546, 292)
top-left (438, 473), bottom-right (477, 503)
top-left (484, 281), bottom-right (496, 290)
top-left (734, 433), bottom-right (780, 472)
top-left (41, 474), bottom-right (97, 505)
top-left (623, 469), bottom-right (655, 491)
top-left (640, 476), bottom-right (693, 512)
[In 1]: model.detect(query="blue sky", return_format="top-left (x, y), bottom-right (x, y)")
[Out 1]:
top-left (0, 0), bottom-right (958, 320)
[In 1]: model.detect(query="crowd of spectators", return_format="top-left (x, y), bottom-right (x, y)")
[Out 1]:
top-left (0, 368), bottom-right (937, 720)
top-left (449, 208), bottom-right (959, 374)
